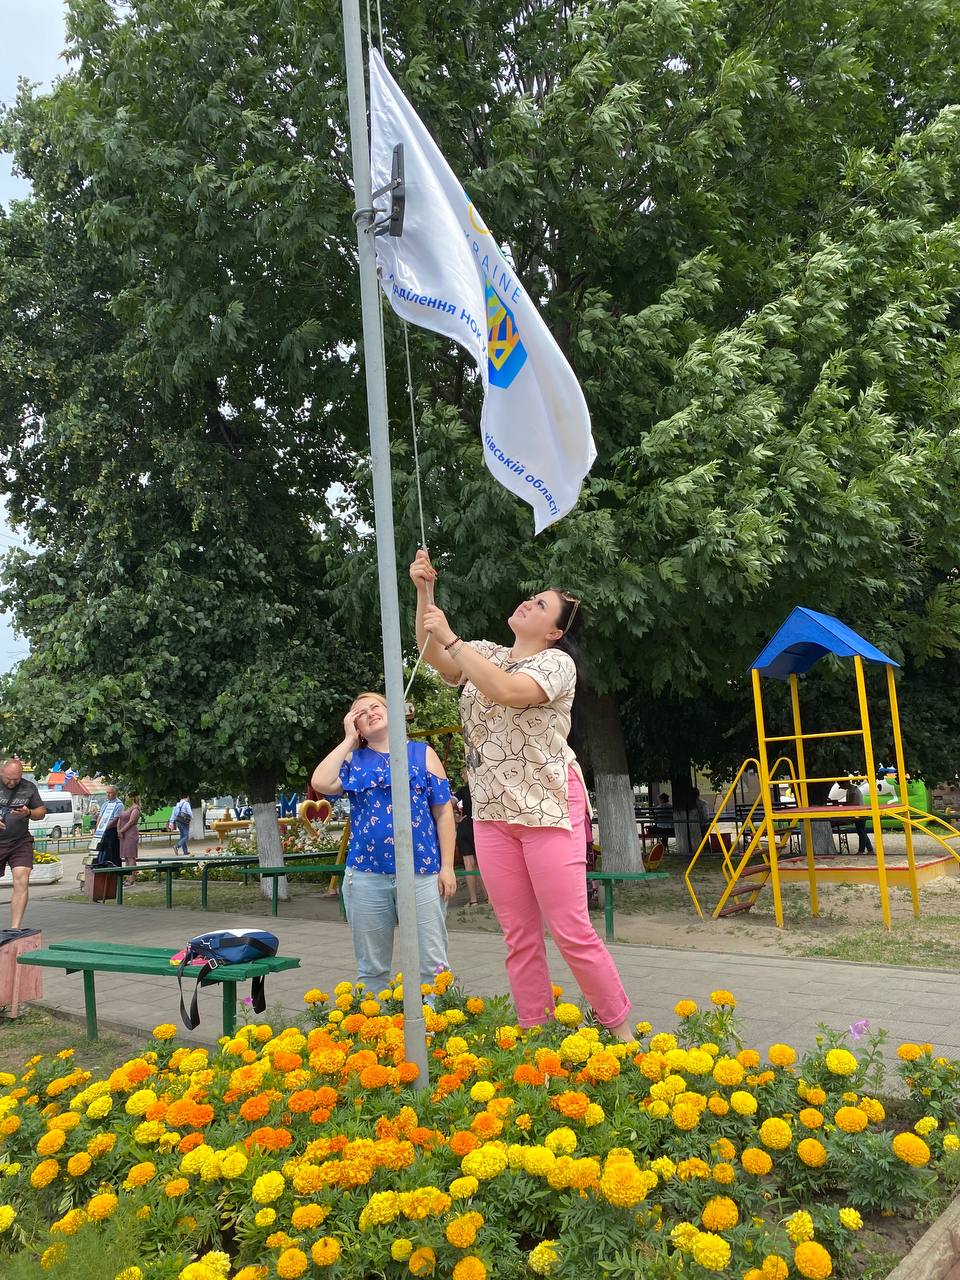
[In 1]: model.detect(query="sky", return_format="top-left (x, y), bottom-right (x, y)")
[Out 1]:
top-left (0, 0), bottom-right (68, 671)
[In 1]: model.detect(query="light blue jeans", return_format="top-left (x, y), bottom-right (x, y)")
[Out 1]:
top-left (174, 821), bottom-right (190, 855)
top-left (342, 867), bottom-right (449, 994)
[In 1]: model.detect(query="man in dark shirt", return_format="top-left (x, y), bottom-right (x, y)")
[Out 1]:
top-left (0, 760), bottom-right (46, 929)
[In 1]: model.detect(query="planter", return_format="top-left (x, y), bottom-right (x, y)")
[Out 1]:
top-left (887, 1193), bottom-right (960, 1280)
top-left (0, 860), bottom-right (64, 885)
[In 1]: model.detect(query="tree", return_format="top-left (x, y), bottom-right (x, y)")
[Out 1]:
top-left (332, 0), bottom-right (960, 868)
top-left (0, 0), bottom-right (382, 893)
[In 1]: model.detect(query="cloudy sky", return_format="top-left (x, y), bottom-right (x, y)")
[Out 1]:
top-left (0, 0), bottom-right (68, 670)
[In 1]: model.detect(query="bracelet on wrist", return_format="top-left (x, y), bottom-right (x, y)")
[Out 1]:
top-left (443, 635), bottom-right (462, 651)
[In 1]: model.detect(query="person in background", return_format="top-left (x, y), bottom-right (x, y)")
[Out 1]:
top-left (454, 768), bottom-right (485, 908)
top-left (652, 791), bottom-right (674, 851)
top-left (843, 778), bottom-right (874, 854)
top-left (92, 785), bottom-right (123, 865)
top-left (0, 759), bottom-right (46, 931)
top-left (168, 793), bottom-right (192, 855)
top-left (117, 792), bottom-right (142, 866)
top-left (311, 692), bottom-right (456, 994)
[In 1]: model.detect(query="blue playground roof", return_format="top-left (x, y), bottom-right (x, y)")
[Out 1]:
top-left (750, 607), bottom-right (899, 679)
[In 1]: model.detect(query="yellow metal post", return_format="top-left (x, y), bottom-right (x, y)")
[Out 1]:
top-left (789, 674), bottom-right (819, 917)
top-left (752, 668), bottom-right (784, 927)
top-left (853, 656), bottom-right (891, 928)
top-left (886, 664), bottom-right (920, 917)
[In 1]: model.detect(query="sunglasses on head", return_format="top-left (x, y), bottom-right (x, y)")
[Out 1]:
top-left (558, 591), bottom-right (581, 635)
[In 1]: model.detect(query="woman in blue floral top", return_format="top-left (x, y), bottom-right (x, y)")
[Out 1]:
top-left (311, 692), bottom-right (457, 993)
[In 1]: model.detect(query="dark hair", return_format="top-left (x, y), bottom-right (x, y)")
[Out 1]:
top-left (550, 590), bottom-right (586, 743)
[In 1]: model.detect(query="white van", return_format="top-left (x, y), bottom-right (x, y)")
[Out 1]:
top-left (31, 790), bottom-right (82, 841)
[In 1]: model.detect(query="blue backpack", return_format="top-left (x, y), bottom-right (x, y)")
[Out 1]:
top-left (175, 929), bottom-right (279, 1029)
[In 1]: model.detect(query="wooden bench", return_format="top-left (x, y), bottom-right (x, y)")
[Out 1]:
top-left (17, 940), bottom-right (300, 1040)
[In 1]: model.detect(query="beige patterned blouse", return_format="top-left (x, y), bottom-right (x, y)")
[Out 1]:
top-left (448, 641), bottom-right (580, 830)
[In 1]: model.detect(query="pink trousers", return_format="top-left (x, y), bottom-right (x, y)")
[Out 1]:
top-left (473, 770), bottom-right (632, 1029)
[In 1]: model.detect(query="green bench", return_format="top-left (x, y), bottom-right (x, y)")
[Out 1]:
top-left (94, 852), bottom-right (341, 909)
top-left (16, 940), bottom-right (300, 1040)
top-left (586, 870), bottom-right (668, 941)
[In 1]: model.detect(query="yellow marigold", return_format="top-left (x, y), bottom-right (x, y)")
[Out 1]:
top-left (0, 1205), bottom-right (16, 1232)
top-left (768, 1044), bottom-right (797, 1067)
top-left (671, 1102), bottom-right (700, 1131)
top-left (254, 1208), bottom-right (276, 1227)
top-left (691, 1231), bottom-right (732, 1271)
top-left (824, 1048), bottom-right (857, 1076)
top-left (897, 1042), bottom-right (923, 1062)
top-left (391, 1240), bottom-right (414, 1261)
top-left (708, 1094), bottom-right (730, 1117)
top-left (677, 1157), bottom-right (711, 1180)
top-left (152, 1023), bottom-right (177, 1040)
top-left (797, 1138), bottom-right (827, 1168)
top-left (860, 1097), bottom-right (885, 1123)
top-left (945, 1135), bottom-right (960, 1153)
top-left (86, 1096), bottom-right (112, 1120)
top-left (916, 1116), bottom-right (938, 1136)
top-left (452, 1259), bottom-right (487, 1280)
top-left (311, 1238), bottom-right (342, 1267)
top-left (252, 1171), bottom-right (286, 1203)
top-left (670, 1221), bottom-right (699, 1251)
top-left (470, 1081), bottom-right (496, 1103)
top-left (712, 1161), bottom-right (735, 1185)
top-left (674, 999), bottom-right (698, 1017)
top-left (291, 1205), bottom-right (328, 1230)
top-left (839, 1207), bottom-right (863, 1230)
top-left (67, 1152), bottom-right (92, 1177)
top-left (794, 1240), bottom-right (833, 1279)
top-left (741, 1147), bottom-right (773, 1176)
top-left (761, 1257), bottom-right (789, 1280)
top-left (276, 1248), bottom-right (307, 1279)
top-left (408, 1245), bottom-right (436, 1276)
top-left (40, 1245), bottom-right (68, 1270)
top-left (165, 1178), bottom-right (190, 1198)
top-left (527, 1241), bottom-right (559, 1275)
top-left (730, 1090), bottom-right (758, 1116)
top-left (115, 1269), bottom-right (143, 1280)
top-left (461, 1144), bottom-right (508, 1181)
top-left (123, 1161), bottom-right (157, 1190)
top-left (36, 1129), bottom-right (66, 1156)
top-left (799, 1107), bottom-right (824, 1129)
top-left (759, 1117), bottom-right (792, 1150)
top-left (446, 1212), bottom-right (483, 1248)
top-left (554, 1002), bottom-right (583, 1026)
top-left (710, 989), bottom-right (736, 1007)
top-left (559, 1034), bottom-right (592, 1064)
top-left (892, 1132), bottom-right (931, 1166)
top-left (50, 1208), bottom-right (86, 1236)
top-left (583, 1103), bottom-right (604, 1127)
top-left (650, 1156), bottom-right (676, 1179)
top-left (31, 1158), bottom-right (60, 1189)
top-left (649, 1033), bottom-right (677, 1053)
top-left (450, 1176), bottom-right (479, 1199)
top-left (712, 1057), bottom-right (744, 1087)
top-left (87, 1192), bottom-right (118, 1222)
top-left (831, 1105), bottom-right (866, 1134)
top-left (786, 1210), bottom-right (815, 1244)
top-left (545, 1127), bottom-right (577, 1155)
top-left (685, 1049), bottom-right (714, 1075)
top-left (700, 1195), bottom-right (739, 1231)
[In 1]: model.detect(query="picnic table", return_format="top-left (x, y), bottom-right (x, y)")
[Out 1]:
top-left (17, 939), bottom-right (300, 1039)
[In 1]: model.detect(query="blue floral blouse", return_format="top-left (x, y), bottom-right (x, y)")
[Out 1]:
top-left (337, 740), bottom-right (451, 875)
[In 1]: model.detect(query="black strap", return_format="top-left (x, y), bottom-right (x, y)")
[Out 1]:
top-left (177, 953), bottom-right (213, 1030)
top-left (250, 975), bottom-right (267, 1014)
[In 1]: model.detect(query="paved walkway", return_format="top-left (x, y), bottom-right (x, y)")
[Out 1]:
top-left (3, 897), bottom-right (958, 1062)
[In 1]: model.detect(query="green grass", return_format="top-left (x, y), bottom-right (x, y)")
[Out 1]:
top-left (792, 922), bottom-right (960, 968)
top-left (0, 1006), bottom-right (146, 1075)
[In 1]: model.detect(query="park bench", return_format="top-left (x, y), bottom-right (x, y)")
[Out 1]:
top-left (16, 939), bottom-right (300, 1040)
top-left (94, 851), bottom-right (341, 908)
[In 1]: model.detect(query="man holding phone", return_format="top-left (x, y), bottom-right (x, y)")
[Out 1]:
top-left (0, 760), bottom-right (46, 930)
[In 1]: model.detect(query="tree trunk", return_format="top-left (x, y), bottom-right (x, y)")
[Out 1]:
top-left (248, 765), bottom-right (287, 902)
top-left (670, 774), bottom-right (701, 858)
top-left (189, 796), bottom-right (204, 844)
top-left (805, 780), bottom-right (835, 859)
top-left (582, 689), bottom-right (641, 872)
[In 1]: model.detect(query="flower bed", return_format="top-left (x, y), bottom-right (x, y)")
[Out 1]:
top-left (0, 982), bottom-right (956, 1280)
top-left (0, 852), bottom-right (62, 886)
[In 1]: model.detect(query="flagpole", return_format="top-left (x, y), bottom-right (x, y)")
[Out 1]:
top-left (341, 0), bottom-right (429, 1080)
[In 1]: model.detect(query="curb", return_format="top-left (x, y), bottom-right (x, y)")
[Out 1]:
top-left (886, 1194), bottom-right (960, 1280)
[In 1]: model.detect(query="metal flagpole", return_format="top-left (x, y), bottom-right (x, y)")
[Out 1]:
top-left (341, 0), bottom-right (429, 1080)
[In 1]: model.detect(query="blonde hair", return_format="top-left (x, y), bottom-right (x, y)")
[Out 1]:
top-left (350, 692), bottom-right (388, 711)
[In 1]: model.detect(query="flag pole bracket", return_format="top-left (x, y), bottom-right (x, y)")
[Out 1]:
top-left (371, 143), bottom-right (405, 237)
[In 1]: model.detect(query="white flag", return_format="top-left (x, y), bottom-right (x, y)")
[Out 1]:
top-left (368, 49), bottom-right (596, 534)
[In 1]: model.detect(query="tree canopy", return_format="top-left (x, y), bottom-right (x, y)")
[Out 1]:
top-left (0, 0), bottom-right (959, 850)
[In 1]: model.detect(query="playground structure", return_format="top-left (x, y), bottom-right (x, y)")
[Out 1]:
top-left (685, 608), bottom-right (960, 928)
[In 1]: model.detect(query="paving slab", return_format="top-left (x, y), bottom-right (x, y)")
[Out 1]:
top-left (1, 898), bottom-right (958, 1067)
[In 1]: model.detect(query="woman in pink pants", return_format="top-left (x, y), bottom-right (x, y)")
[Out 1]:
top-left (410, 551), bottom-right (633, 1039)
